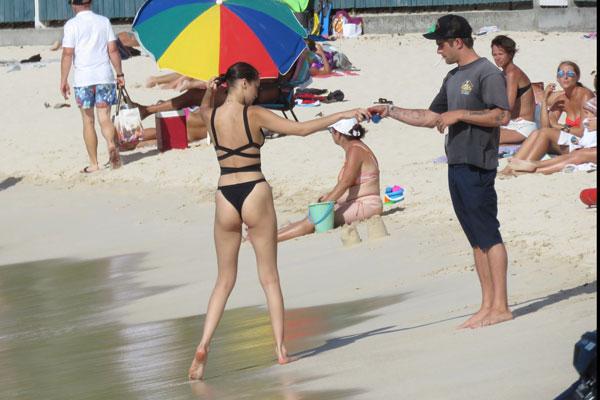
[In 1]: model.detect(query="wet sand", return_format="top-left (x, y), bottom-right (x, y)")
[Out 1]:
top-left (0, 179), bottom-right (596, 399)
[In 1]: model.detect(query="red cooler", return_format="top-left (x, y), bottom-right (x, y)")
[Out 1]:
top-left (156, 110), bottom-right (188, 152)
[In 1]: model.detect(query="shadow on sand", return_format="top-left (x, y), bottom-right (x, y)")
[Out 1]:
top-left (121, 149), bottom-right (160, 165)
top-left (0, 176), bottom-right (23, 192)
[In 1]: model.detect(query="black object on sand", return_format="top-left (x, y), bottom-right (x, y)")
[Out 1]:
top-left (20, 54), bottom-right (42, 63)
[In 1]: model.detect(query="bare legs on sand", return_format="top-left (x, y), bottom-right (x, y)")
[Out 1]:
top-left (80, 106), bottom-right (121, 172)
top-left (459, 243), bottom-right (513, 329)
top-left (509, 148), bottom-right (597, 175)
top-left (189, 183), bottom-right (295, 381)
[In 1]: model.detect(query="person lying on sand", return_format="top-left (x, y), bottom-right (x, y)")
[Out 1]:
top-left (133, 57), bottom-right (309, 121)
top-left (277, 119), bottom-right (382, 242)
top-left (118, 106), bottom-right (208, 151)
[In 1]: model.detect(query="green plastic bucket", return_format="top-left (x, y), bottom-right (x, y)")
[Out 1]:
top-left (308, 201), bottom-right (335, 233)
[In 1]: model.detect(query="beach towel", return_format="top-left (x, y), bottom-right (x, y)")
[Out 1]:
top-left (313, 71), bottom-right (360, 78)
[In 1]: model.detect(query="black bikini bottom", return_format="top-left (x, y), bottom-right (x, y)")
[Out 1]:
top-left (218, 179), bottom-right (267, 217)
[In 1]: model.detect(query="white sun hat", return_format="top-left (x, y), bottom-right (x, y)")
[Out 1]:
top-left (329, 118), bottom-right (359, 136)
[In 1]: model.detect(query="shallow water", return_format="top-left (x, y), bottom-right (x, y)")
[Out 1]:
top-left (0, 256), bottom-right (404, 399)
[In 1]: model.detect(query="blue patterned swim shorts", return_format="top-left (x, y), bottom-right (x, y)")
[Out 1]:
top-left (74, 84), bottom-right (117, 109)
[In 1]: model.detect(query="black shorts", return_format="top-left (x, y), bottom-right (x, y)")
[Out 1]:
top-left (448, 164), bottom-right (503, 250)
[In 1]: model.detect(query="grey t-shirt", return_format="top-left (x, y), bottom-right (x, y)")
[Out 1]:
top-left (429, 57), bottom-right (509, 170)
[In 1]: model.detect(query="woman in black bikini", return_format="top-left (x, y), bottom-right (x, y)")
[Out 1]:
top-left (188, 63), bottom-right (370, 380)
top-left (491, 35), bottom-right (537, 144)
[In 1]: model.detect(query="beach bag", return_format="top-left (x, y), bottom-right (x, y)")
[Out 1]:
top-left (113, 87), bottom-right (144, 145)
top-left (342, 22), bottom-right (362, 38)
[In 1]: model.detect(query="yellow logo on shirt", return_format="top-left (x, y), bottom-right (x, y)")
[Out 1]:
top-left (461, 80), bottom-right (473, 95)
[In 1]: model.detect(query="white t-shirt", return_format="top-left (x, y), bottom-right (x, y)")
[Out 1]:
top-left (62, 11), bottom-right (116, 87)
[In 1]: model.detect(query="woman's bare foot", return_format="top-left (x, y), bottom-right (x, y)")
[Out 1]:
top-left (457, 307), bottom-right (490, 329)
top-left (498, 164), bottom-right (518, 179)
top-left (509, 158), bottom-right (537, 173)
top-left (480, 309), bottom-right (513, 327)
top-left (177, 78), bottom-right (192, 92)
top-left (188, 347), bottom-right (208, 381)
top-left (276, 345), bottom-right (298, 365)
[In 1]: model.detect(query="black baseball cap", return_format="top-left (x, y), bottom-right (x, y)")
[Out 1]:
top-left (68, 0), bottom-right (91, 4)
top-left (423, 14), bottom-right (473, 40)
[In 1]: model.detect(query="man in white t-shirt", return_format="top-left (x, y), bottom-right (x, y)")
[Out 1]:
top-left (60, 0), bottom-right (125, 173)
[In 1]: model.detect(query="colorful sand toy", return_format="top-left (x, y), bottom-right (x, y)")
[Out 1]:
top-left (384, 185), bottom-right (405, 205)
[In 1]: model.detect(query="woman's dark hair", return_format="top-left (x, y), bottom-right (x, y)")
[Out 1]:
top-left (306, 39), bottom-right (317, 52)
top-left (558, 61), bottom-right (583, 87)
top-left (218, 62), bottom-right (259, 87)
top-left (348, 124), bottom-right (367, 140)
top-left (491, 35), bottom-right (517, 57)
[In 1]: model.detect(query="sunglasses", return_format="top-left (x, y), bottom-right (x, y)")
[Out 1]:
top-left (557, 70), bottom-right (577, 79)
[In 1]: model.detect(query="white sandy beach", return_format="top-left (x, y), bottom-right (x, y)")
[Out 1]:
top-left (0, 31), bottom-right (597, 399)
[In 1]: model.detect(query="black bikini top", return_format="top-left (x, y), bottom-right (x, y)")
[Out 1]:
top-left (516, 83), bottom-right (532, 99)
top-left (210, 105), bottom-right (265, 175)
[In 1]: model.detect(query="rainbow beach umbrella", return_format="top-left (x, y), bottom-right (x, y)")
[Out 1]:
top-left (132, 0), bottom-right (308, 81)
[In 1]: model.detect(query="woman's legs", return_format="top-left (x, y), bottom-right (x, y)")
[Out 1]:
top-left (138, 90), bottom-right (205, 120)
top-left (514, 128), bottom-right (562, 161)
top-left (277, 218), bottom-right (315, 242)
top-left (242, 183), bottom-right (294, 364)
top-left (499, 128), bottom-right (526, 145)
top-left (536, 148), bottom-right (597, 174)
top-left (509, 148), bottom-right (597, 175)
top-left (502, 128), bottom-right (564, 175)
top-left (189, 192), bottom-right (243, 380)
top-left (145, 72), bottom-right (182, 88)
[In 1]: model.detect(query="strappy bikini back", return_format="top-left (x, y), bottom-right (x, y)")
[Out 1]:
top-left (210, 105), bottom-right (265, 175)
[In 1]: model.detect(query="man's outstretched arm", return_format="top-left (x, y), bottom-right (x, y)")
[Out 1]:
top-left (389, 106), bottom-right (441, 128)
top-left (370, 104), bottom-right (441, 128)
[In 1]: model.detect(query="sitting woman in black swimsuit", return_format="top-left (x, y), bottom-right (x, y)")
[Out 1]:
top-left (187, 62), bottom-right (370, 380)
top-left (491, 35), bottom-right (537, 144)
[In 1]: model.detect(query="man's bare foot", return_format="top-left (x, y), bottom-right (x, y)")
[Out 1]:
top-left (81, 165), bottom-right (100, 174)
top-left (509, 158), bottom-right (537, 173)
top-left (109, 146), bottom-right (122, 169)
top-left (457, 308), bottom-right (491, 329)
top-left (276, 345), bottom-right (298, 365)
top-left (188, 347), bottom-right (208, 380)
top-left (480, 309), bottom-right (513, 328)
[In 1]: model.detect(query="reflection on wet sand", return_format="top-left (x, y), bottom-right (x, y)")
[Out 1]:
top-left (0, 256), bottom-right (404, 400)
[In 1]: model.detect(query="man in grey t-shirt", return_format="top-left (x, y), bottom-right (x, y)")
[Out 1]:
top-left (370, 15), bottom-right (513, 329)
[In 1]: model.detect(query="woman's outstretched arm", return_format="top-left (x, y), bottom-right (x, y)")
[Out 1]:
top-left (253, 107), bottom-right (371, 137)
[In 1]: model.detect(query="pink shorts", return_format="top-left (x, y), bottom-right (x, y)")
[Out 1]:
top-left (335, 195), bottom-right (383, 225)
